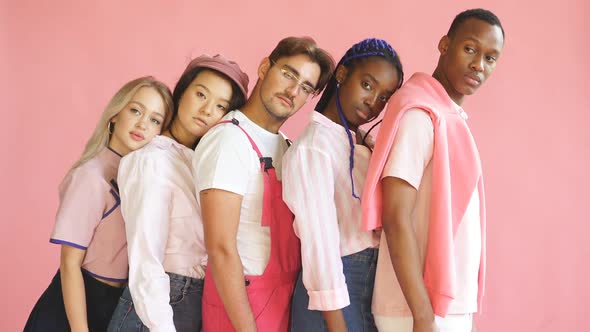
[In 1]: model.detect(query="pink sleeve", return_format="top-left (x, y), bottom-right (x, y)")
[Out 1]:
top-left (382, 109), bottom-right (434, 189)
top-left (50, 167), bottom-right (108, 249)
top-left (282, 145), bottom-right (350, 311)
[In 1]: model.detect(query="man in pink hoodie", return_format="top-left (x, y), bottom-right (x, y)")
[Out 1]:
top-left (361, 9), bottom-right (505, 332)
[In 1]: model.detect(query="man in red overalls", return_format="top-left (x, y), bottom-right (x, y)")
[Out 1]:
top-left (193, 36), bottom-right (335, 332)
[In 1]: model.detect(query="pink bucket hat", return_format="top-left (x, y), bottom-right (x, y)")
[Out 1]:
top-left (182, 54), bottom-right (249, 97)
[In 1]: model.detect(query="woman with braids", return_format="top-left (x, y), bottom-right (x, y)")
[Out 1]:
top-left (282, 38), bottom-right (404, 332)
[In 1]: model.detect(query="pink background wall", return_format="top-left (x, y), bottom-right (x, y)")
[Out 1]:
top-left (3, 0), bottom-right (588, 331)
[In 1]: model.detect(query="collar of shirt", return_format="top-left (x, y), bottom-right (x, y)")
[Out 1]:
top-left (311, 111), bottom-right (357, 143)
top-left (152, 135), bottom-right (194, 160)
top-left (234, 110), bottom-right (285, 140)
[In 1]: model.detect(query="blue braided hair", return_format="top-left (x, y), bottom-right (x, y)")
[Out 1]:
top-left (315, 38), bottom-right (404, 200)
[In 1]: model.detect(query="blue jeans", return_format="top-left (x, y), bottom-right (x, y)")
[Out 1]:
top-left (291, 248), bottom-right (379, 332)
top-left (107, 272), bottom-right (203, 332)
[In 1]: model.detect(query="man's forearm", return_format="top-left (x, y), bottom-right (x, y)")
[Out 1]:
top-left (383, 219), bottom-right (434, 322)
top-left (209, 249), bottom-right (257, 332)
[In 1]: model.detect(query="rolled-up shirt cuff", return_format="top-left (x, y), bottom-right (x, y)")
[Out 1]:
top-left (308, 285), bottom-right (351, 311)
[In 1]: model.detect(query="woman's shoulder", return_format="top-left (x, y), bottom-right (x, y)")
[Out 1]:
top-left (60, 158), bottom-right (110, 195)
top-left (119, 137), bottom-right (183, 179)
top-left (125, 136), bottom-right (177, 162)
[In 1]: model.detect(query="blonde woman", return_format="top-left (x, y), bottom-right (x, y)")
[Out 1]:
top-left (24, 76), bottom-right (174, 332)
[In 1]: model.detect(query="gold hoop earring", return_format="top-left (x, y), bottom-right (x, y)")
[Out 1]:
top-left (108, 122), bottom-right (114, 134)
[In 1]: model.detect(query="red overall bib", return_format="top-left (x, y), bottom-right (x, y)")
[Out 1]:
top-left (202, 119), bottom-right (302, 332)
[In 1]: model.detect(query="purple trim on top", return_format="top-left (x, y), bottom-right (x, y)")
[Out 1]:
top-left (107, 146), bottom-right (123, 158)
top-left (102, 189), bottom-right (121, 219)
top-left (50, 238), bottom-right (88, 250)
top-left (82, 268), bottom-right (128, 283)
top-left (110, 179), bottom-right (119, 194)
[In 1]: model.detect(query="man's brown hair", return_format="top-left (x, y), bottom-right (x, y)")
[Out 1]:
top-left (268, 36), bottom-right (335, 94)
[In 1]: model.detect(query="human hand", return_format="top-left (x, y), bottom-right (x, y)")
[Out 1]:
top-left (412, 317), bottom-right (439, 332)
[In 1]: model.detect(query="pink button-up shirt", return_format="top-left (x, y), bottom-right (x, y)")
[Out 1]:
top-left (119, 136), bottom-right (207, 332)
top-left (282, 111), bottom-right (380, 311)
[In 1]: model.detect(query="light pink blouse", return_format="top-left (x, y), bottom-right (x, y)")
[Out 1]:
top-left (118, 135), bottom-right (206, 331)
top-left (282, 111), bottom-right (380, 311)
top-left (50, 147), bottom-right (128, 282)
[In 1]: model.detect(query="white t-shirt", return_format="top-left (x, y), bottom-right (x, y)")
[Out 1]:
top-left (193, 110), bottom-right (289, 276)
top-left (373, 108), bottom-right (481, 317)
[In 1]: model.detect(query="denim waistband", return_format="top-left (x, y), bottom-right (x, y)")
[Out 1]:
top-left (167, 271), bottom-right (204, 293)
top-left (342, 247), bottom-right (379, 263)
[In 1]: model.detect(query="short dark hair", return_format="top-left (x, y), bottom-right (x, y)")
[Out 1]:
top-left (170, 67), bottom-right (247, 129)
top-left (315, 38), bottom-right (404, 113)
top-left (268, 36), bottom-right (335, 94)
top-left (448, 8), bottom-right (505, 40)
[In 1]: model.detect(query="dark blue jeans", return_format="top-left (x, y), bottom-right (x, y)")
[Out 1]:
top-left (290, 248), bottom-right (379, 332)
top-left (107, 272), bottom-right (203, 332)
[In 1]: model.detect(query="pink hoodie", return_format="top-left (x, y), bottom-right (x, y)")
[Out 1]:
top-left (361, 72), bottom-right (487, 316)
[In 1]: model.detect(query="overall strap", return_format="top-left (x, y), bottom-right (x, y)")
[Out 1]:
top-left (214, 119), bottom-right (277, 227)
top-left (215, 119), bottom-right (273, 172)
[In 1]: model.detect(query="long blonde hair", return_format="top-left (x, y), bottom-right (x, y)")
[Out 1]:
top-left (71, 76), bottom-right (173, 170)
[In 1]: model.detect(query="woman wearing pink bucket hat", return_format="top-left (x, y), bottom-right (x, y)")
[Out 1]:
top-left (108, 54), bottom-right (249, 332)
